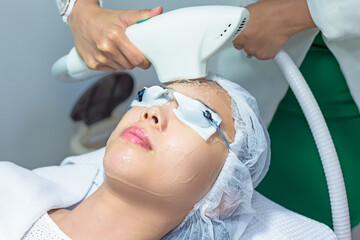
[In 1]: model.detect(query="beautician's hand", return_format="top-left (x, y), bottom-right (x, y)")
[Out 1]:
top-left (233, 0), bottom-right (316, 60)
top-left (68, 0), bottom-right (163, 72)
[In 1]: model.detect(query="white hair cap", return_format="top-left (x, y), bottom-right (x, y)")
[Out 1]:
top-left (162, 74), bottom-right (270, 240)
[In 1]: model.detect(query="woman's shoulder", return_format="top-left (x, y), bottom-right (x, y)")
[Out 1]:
top-left (0, 161), bottom-right (100, 240)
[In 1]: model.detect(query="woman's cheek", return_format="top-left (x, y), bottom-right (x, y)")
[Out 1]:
top-left (157, 142), bottom-right (218, 201)
top-left (152, 130), bottom-right (199, 186)
top-left (182, 142), bottom-right (226, 196)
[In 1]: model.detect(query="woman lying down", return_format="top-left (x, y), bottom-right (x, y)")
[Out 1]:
top-left (0, 75), bottom-right (336, 240)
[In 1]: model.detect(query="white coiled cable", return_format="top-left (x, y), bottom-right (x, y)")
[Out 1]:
top-left (274, 49), bottom-right (351, 240)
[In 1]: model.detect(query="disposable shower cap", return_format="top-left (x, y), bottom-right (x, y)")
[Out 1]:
top-left (162, 74), bottom-right (270, 240)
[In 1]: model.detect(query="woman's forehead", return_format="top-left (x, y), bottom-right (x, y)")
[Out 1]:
top-left (167, 81), bottom-right (227, 107)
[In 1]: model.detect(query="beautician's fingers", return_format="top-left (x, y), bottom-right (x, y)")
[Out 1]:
top-left (232, 0), bottom-right (316, 60)
top-left (100, 7), bottom-right (163, 70)
top-left (95, 65), bottom-right (117, 72)
top-left (233, 38), bottom-right (244, 50)
top-left (115, 35), bottom-right (152, 70)
top-left (68, 2), bottom-right (163, 71)
top-left (95, 43), bottom-right (134, 70)
top-left (76, 40), bottom-right (126, 71)
top-left (121, 6), bottom-right (163, 26)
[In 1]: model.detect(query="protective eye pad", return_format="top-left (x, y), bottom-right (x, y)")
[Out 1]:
top-left (172, 92), bottom-right (222, 140)
top-left (128, 86), bottom-right (228, 144)
top-left (130, 86), bottom-right (172, 108)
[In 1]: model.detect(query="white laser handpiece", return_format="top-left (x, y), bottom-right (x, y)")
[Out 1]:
top-left (51, 6), bottom-right (249, 83)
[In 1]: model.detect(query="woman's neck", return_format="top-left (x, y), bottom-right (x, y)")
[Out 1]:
top-left (50, 178), bottom-right (188, 240)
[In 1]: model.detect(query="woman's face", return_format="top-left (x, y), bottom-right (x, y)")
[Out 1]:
top-left (104, 80), bottom-right (235, 209)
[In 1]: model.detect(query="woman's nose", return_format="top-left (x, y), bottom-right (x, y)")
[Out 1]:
top-left (141, 106), bottom-right (167, 131)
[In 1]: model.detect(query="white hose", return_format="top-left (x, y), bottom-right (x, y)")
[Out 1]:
top-left (274, 49), bottom-right (351, 240)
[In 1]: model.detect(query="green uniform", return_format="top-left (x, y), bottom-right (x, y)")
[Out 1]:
top-left (256, 34), bottom-right (360, 228)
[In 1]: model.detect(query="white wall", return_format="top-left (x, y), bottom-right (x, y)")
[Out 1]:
top-left (0, 0), bottom-right (233, 169)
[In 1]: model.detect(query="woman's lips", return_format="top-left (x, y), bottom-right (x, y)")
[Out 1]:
top-left (121, 126), bottom-right (152, 150)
